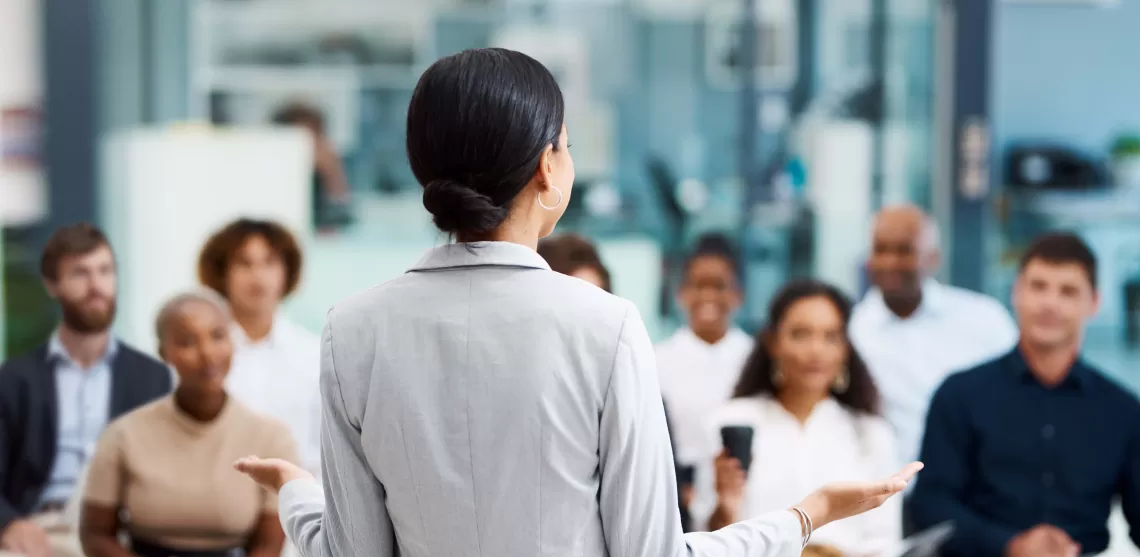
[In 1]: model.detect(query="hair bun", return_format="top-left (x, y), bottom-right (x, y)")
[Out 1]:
top-left (422, 179), bottom-right (509, 236)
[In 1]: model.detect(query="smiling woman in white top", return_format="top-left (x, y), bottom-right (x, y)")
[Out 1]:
top-left (695, 280), bottom-right (901, 557)
top-left (657, 233), bottom-right (754, 465)
top-left (198, 219), bottom-right (323, 475)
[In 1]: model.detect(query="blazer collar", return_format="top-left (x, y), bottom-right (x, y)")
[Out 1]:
top-left (408, 242), bottom-right (552, 272)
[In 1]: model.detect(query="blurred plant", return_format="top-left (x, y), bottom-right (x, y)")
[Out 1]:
top-left (2, 233), bottom-right (56, 357)
top-left (1110, 134), bottom-right (1140, 158)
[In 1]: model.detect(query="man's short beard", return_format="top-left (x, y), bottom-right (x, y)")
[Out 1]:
top-left (60, 297), bottom-right (117, 334)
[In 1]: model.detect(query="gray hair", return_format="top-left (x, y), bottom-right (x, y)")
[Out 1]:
top-left (154, 288), bottom-right (231, 344)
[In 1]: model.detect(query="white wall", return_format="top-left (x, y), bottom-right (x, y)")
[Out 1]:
top-left (100, 127), bottom-right (313, 351)
top-left (0, 0), bottom-right (47, 228)
top-left (0, 0), bottom-right (45, 357)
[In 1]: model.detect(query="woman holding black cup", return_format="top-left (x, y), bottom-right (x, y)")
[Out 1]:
top-left (697, 280), bottom-right (900, 557)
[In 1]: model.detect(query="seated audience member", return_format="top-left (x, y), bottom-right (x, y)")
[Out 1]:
top-left (696, 280), bottom-right (899, 557)
top-left (656, 233), bottom-right (753, 466)
top-left (271, 102), bottom-right (353, 232)
top-left (537, 233), bottom-right (695, 531)
top-left (910, 233), bottom-right (1140, 557)
top-left (850, 205), bottom-right (1017, 470)
top-left (198, 219), bottom-right (322, 476)
top-left (0, 224), bottom-right (170, 557)
top-left (80, 290), bottom-right (298, 557)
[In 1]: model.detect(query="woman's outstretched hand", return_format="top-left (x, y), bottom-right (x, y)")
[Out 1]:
top-left (794, 462), bottom-right (923, 530)
top-left (234, 456), bottom-right (315, 493)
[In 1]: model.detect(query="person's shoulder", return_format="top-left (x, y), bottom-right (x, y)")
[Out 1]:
top-left (1082, 365), bottom-right (1140, 411)
top-left (114, 342), bottom-right (169, 373)
top-left (848, 290), bottom-right (888, 339)
top-left (712, 396), bottom-right (768, 426)
top-left (108, 396), bottom-right (170, 431)
top-left (0, 345), bottom-right (47, 385)
top-left (231, 401), bottom-right (297, 446)
top-left (936, 352), bottom-right (1010, 395)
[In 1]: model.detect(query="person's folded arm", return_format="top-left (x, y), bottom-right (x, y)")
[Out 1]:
top-left (277, 313), bottom-right (396, 557)
top-left (598, 302), bottom-right (803, 557)
top-left (909, 376), bottom-right (1018, 556)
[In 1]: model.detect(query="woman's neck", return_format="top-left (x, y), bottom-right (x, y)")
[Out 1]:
top-left (233, 310), bottom-right (275, 342)
top-left (174, 387), bottom-right (227, 422)
top-left (460, 226), bottom-right (541, 251)
top-left (777, 387), bottom-right (828, 424)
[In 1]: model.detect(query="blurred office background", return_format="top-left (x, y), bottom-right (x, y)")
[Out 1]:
top-left (1, 0), bottom-right (1138, 376)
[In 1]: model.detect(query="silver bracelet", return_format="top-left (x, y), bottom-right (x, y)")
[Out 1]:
top-left (791, 506), bottom-right (813, 548)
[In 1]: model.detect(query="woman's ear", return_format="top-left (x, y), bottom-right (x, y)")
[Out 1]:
top-left (538, 144), bottom-right (556, 186)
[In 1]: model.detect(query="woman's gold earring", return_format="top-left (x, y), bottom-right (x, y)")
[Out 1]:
top-left (832, 369), bottom-right (849, 394)
top-left (771, 366), bottom-right (785, 387)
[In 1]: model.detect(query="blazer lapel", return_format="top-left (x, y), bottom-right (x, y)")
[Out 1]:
top-left (30, 345), bottom-right (59, 469)
top-left (109, 351), bottom-right (132, 418)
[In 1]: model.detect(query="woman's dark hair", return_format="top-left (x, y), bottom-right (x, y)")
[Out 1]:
top-left (537, 234), bottom-right (612, 293)
top-left (407, 48), bottom-right (565, 238)
top-left (683, 232), bottom-right (742, 284)
top-left (733, 279), bottom-right (880, 415)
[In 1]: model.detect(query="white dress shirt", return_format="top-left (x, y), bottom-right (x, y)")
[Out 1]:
top-left (692, 396), bottom-right (901, 557)
top-left (276, 242), bottom-right (807, 557)
top-left (657, 327), bottom-right (754, 465)
top-left (226, 315), bottom-right (322, 474)
top-left (849, 280), bottom-right (1018, 468)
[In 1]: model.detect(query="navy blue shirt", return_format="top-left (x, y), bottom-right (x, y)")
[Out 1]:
top-left (910, 348), bottom-right (1140, 557)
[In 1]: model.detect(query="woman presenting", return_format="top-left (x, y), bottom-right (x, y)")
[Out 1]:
top-left (234, 47), bottom-right (921, 557)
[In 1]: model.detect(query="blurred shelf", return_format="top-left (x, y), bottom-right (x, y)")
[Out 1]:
top-left (201, 66), bottom-right (419, 91)
top-left (1003, 188), bottom-right (1140, 225)
top-left (196, 0), bottom-right (432, 29)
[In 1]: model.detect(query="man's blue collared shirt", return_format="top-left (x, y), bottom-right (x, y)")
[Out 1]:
top-left (39, 333), bottom-right (118, 506)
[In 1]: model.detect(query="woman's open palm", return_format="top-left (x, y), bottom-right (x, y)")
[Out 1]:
top-left (799, 462), bottom-right (924, 528)
top-left (234, 456), bottom-right (314, 493)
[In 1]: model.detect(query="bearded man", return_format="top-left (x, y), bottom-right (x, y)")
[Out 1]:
top-left (0, 223), bottom-right (171, 557)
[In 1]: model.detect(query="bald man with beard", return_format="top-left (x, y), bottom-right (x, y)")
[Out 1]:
top-left (849, 205), bottom-right (1017, 471)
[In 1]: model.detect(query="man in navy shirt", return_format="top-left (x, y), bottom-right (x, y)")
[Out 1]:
top-left (911, 232), bottom-right (1140, 557)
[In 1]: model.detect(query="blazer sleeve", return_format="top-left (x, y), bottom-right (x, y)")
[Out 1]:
top-left (0, 364), bottom-right (21, 533)
top-left (277, 313), bottom-right (396, 557)
top-left (597, 302), bottom-right (804, 557)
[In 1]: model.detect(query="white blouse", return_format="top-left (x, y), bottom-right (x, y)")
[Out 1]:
top-left (692, 396), bottom-right (902, 557)
top-left (226, 315), bottom-right (323, 474)
top-left (656, 327), bottom-right (754, 465)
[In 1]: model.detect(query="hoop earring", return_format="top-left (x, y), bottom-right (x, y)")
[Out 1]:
top-left (538, 186), bottom-right (563, 210)
top-left (832, 369), bottom-right (849, 394)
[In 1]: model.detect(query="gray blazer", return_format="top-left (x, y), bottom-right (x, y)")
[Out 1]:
top-left (278, 241), bottom-right (804, 557)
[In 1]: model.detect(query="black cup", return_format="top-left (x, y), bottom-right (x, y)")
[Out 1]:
top-left (720, 425), bottom-right (754, 473)
top-left (676, 464), bottom-right (696, 488)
